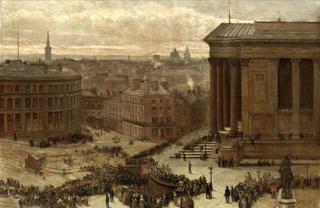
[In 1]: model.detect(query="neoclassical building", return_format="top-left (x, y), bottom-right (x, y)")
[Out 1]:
top-left (204, 22), bottom-right (320, 159)
top-left (0, 60), bottom-right (82, 139)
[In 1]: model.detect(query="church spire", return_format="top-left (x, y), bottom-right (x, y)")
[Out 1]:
top-left (17, 25), bottom-right (20, 61)
top-left (228, 0), bottom-right (231, 23)
top-left (46, 31), bottom-right (50, 46)
top-left (45, 31), bottom-right (52, 64)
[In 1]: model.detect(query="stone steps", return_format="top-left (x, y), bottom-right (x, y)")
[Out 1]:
top-left (170, 141), bottom-right (218, 159)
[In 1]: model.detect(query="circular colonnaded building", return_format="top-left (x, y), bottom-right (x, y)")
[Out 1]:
top-left (0, 60), bottom-right (82, 140)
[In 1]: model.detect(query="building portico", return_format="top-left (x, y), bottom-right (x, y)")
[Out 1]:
top-left (205, 22), bottom-right (320, 160)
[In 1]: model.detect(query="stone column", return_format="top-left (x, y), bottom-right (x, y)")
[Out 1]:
top-left (241, 59), bottom-right (249, 137)
top-left (217, 59), bottom-right (224, 130)
top-left (230, 59), bottom-right (239, 133)
top-left (291, 59), bottom-right (300, 139)
top-left (313, 59), bottom-right (319, 139)
top-left (222, 59), bottom-right (230, 127)
top-left (208, 57), bottom-right (217, 132)
top-left (272, 59), bottom-right (279, 137)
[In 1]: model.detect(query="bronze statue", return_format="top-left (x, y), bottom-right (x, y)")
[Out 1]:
top-left (279, 155), bottom-right (294, 199)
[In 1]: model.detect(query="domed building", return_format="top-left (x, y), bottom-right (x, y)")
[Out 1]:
top-left (0, 60), bottom-right (82, 140)
top-left (169, 48), bottom-right (181, 64)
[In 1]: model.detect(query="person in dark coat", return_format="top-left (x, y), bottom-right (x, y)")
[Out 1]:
top-left (230, 186), bottom-right (235, 202)
top-left (105, 192), bottom-right (110, 208)
top-left (109, 187), bottom-right (114, 203)
top-left (224, 186), bottom-right (230, 203)
top-left (205, 183), bottom-right (210, 199)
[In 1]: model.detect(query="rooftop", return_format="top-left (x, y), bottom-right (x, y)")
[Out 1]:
top-left (204, 22), bottom-right (320, 42)
top-left (82, 89), bottom-right (96, 97)
top-left (124, 81), bottom-right (171, 97)
top-left (0, 60), bottom-right (81, 80)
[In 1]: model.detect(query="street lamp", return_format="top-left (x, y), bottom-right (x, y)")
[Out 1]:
top-left (209, 164), bottom-right (213, 188)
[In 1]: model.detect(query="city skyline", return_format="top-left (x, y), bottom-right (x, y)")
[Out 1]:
top-left (0, 0), bottom-right (319, 58)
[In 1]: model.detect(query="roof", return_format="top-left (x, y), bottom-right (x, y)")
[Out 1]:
top-left (181, 93), bottom-right (198, 105)
top-left (205, 23), bottom-right (255, 39)
top-left (82, 90), bottom-right (95, 97)
top-left (204, 22), bottom-right (320, 42)
top-left (124, 82), bottom-right (171, 96)
top-left (0, 61), bottom-right (81, 80)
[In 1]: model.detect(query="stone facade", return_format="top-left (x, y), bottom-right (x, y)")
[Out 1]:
top-left (205, 22), bottom-right (320, 159)
top-left (0, 61), bottom-right (82, 139)
top-left (121, 79), bottom-right (176, 140)
top-left (103, 97), bottom-right (122, 132)
top-left (81, 89), bottom-right (103, 128)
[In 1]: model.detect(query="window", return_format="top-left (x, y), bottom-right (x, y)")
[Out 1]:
top-left (278, 59), bottom-right (292, 109)
top-left (152, 128), bottom-right (158, 136)
top-left (25, 85), bottom-right (31, 93)
top-left (152, 107), bottom-right (157, 111)
top-left (152, 99), bottom-right (156, 104)
top-left (25, 98), bottom-right (31, 108)
top-left (15, 85), bottom-right (20, 93)
top-left (0, 98), bottom-right (4, 108)
top-left (54, 97), bottom-right (58, 107)
top-left (0, 85), bottom-right (5, 93)
top-left (300, 59), bottom-right (314, 109)
top-left (166, 117), bottom-right (172, 123)
top-left (32, 98), bottom-right (38, 108)
top-left (60, 97), bottom-right (64, 107)
top-left (0, 114), bottom-right (4, 131)
top-left (39, 85), bottom-right (43, 93)
top-left (7, 85), bottom-right (13, 93)
top-left (39, 98), bottom-right (44, 107)
top-left (48, 98), bottom-right (53, 107)
top-left (7, 98), bottom-right (13, 109)
top-left (15, 98), bottom-right (21, 109)
top-left (152, 117), bottom-right (158, 124)
top-left (32, 85), bottom-right (37, 93)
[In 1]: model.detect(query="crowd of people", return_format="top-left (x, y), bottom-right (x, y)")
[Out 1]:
top-left (148, 163), bottom-right (211, 207)
top-left (217, 156), bottom-right (234, 168)
top-left (224, 172), bottom-right (277, 208)
top-left (0, 165), bottom-right (147, 208)
top-left (130, 138), bottom-right (177, 159)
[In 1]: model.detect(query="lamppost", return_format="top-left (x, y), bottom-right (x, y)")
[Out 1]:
top-left (209, 164), bottom-right (213, 188)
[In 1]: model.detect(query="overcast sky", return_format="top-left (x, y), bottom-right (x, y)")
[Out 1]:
top-left (0, 0), bottom-right (319, 58)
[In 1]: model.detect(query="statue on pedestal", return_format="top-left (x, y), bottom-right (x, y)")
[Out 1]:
top-left (279, 155), bottom-right (294, 199)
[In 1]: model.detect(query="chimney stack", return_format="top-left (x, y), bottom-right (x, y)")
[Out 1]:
top-left (160, 78), bottom-right (168, 90)
top-left (132, 79), bottom-right (142, 90)
top-left (150, 81), bottom-right (159, 91)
